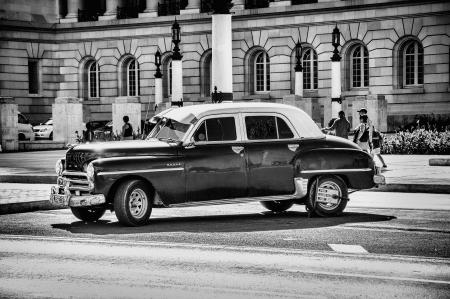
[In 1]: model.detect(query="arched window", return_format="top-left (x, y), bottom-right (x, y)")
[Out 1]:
top-left (254, 51), bottom-right (270, 92)
top-left (162, 55), bottom-right (172, 98)
top-left (200, 51), bottom-right (212, 97)
top-left (127, 59), bottom-right (140, 96)
top-left (87, 61), bottom-right (99, 98)
top-left (402, 40), bottom-right (424, 86)
top-left (350, 44), bottom-right (369, 88)
top-left (302, 48), bottom-right (318, 90)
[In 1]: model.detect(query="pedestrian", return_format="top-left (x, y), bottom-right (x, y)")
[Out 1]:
top-left (357, 108), bottom-right (373, 142)
top-left (353, 115), bottom-right (371, 153)
top-left (371, 128), bottom-right (387, 168)
top-left (326, 111), bottom-right (351, 139)
top-left (121, 115), bottom-right (133, 140)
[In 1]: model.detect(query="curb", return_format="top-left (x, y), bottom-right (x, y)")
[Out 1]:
top-left (0, 201), bottom-right (66, 215)
top-left (429, 158), bottom-right (450, 166)
top-left (367, 183), bottom-right (450, 194)
top-left (0, 174), bottom-right (56, 184)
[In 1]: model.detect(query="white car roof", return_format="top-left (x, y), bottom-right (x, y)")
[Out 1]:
top-left (163, 102), bottom-right (324, 138)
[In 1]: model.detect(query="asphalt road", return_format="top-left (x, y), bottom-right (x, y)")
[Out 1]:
top-left (0, 191), bottom-right (449, 298)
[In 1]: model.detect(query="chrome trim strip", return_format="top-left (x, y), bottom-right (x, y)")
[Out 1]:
top-left (62, 171), bottom-right (87, 177)
top-left (168, 195), bottom-right (295, 208)
top-left (98, 167), bottom-right (184, 176)
top-left (300, 168), bottom-right (372, 174)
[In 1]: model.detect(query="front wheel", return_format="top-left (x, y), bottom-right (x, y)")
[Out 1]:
top-left (114, 180), bottom-right (153, 226)
top-left (260, 200), bottom-right (294, 212)
top-left (70, 207), bottom-right (106, 222)
top-left (306, 175), bottom-right (348, 217)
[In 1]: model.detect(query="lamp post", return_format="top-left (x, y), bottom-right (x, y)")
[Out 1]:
top-left (171, 18), bottom-right (183, 107)
top-left (331, 25), bottom-right (342, 117)
top-left (294, 40), bottom-right (303, 97)
top-left (211, 0), bottom-right (233, 101)
top-left (154, 50), bottom-right (163, 110)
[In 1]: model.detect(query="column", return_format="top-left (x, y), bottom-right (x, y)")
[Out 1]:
top-left (212, 8), bottom-right (233, 101)
top-left (60, 0), bottom-right (81, 23)
top-left (154, 67), bottom-right (163, 110)
top-left (0, 97), bottom-right (19, 152)
top-left (112, 97), bottom-right (142, 138)
top-left (295, 72), bottom-right (303, 97)
top-left (181, 0), bottom-right (201, 14)
top-left (331, 59), bottom-right (342, 117)
top-left (99, 0), bottom-right (120, 20)
top-left (171, 60), bottom-right (183, 104)
top-left (52, 97), bottom-right (84, 144)
top-left (139, 0), bottom-right (158, 18)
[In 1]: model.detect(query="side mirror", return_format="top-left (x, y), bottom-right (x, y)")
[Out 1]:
top-left (184, 137), bottom-right (196, 149)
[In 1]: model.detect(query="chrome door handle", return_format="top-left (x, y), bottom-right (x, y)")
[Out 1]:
top-left (231, 146), bottom-right (244, 154)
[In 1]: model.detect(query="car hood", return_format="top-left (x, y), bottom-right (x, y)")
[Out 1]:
top-left (65, 139), bottom-right (178, 171)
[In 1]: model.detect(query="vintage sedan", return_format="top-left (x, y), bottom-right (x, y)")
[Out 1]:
top-left (50, 102), bottom-right (385, 226)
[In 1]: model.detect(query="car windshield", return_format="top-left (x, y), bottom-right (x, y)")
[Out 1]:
top-left (147, 117), bottom-right (191, 142)
top-left (44, 119), bottom-right (53, 125)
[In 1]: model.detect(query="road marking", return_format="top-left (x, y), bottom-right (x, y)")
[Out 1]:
top-left (328, 244), bottom-right (369, 254)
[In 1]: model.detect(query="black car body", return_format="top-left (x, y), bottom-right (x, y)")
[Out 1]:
top-left (50, 103), bottom-right (385, 226)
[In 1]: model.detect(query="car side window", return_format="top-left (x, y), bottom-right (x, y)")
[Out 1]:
top-left (245, 115), bottom-right (294, 140)
top-left (18, 114), bottom-right (27, 124)
top-left (194, 117), bottom-right (237, 142)
top-left (277, 117), bottom-right (294, 139)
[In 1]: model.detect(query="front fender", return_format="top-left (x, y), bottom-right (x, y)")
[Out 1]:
top-left (90, 155), bottom-right (185, 204)
top-left (293, 148), bottom-right (375, 189)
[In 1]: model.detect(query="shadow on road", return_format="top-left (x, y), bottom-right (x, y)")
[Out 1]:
top-left (51, 211), bottom-right (396, 235)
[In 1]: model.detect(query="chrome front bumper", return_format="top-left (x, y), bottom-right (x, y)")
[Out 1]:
top-left (50, 186), bottom-right (105, 207)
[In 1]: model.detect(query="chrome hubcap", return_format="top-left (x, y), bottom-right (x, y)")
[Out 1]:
top-left (128, 188), bottom-right (148, 218)
top-left (316, 181), bottom-right (341, 211)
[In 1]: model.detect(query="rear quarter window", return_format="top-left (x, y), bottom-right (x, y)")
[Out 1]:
top-left (245, 115), bottom-right (294, 140)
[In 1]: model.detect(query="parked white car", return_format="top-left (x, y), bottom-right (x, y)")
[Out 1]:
top-left (18, 112), bottom-right (35, 141)
top-left (33, 118), bottom-right (54, 140)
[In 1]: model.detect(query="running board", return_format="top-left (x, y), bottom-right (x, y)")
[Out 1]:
top-left (167, 194), bottom-right (296, 208)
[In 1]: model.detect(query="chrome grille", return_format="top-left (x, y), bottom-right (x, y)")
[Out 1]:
top-left (58, 171), bottom-right (90, 194)
top-left (66, 151), bottom-right (95, 171)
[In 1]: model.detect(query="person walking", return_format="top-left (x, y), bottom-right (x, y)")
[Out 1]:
top-left (326, 111), bottom-right (351, 139)
top-left (353, 115), bottom-right (371, 153)
top-left (357, 108), bottom-right (373, 143)
top-left (371, 128), bottom-right (387, 168)
top-left (121, 115), bottom-right (133, 141)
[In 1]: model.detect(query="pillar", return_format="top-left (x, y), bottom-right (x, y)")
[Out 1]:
top-left (60, 0), bottom-right (81, 23)
top-left (155, 77), bottom-right (163, 109)
top-left (171, 60), bottom-right (183, 103)
top-left (331, 60), bottom-right (342, 118)
top-left (0, 97), bottom-right (18, 152)
top-left (52, 97), bottom-right (84, 144)
top-left (181, 0), bottom-right (201, 14)
top-left (139, 0), bottom-right (158, 18)
top-left (99, 0), bottom-right (120, 20)
top-left (366, 95), bottom-right (388, 132)
top-left (212, 13), bottom-right (233, 101)
top-left (112, 97), bottom-right (142, 138)
top-left (294, 71), bottom-right (303, 97)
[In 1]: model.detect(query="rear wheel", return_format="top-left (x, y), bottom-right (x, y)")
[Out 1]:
top-left (306, 175), bottom-right (348, 217)
top-left (70, 207), bottom-right (106, 222)
top-left (114, 180), bottom-right (153, 226)
top-left (260, 200), bottom-right (294, 212)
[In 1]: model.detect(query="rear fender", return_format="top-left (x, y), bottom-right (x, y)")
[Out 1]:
top-left (293, 148), bottom-right (375, 189)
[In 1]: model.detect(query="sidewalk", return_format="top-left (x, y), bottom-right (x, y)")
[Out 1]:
top-left (0, 150), bottom-right (449, 214)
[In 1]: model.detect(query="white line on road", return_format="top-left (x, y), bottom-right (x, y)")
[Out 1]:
top-left (328, 244), bottom-right (369, 254)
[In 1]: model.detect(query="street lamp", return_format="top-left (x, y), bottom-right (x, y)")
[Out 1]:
top-left (331, 25), bottom-right (341, 62)
top-left (294, 40), bottom-right (303, 72)
top-left (172, 18), bottom-right (182, 60)
top-left (154, 50), bottom-right (162, 78)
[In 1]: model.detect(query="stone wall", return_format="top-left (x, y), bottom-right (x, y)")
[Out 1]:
top-left (0, 0), bottom-right (449, 131)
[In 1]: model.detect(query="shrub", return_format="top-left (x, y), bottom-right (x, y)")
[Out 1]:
top-left (382, 129), bottom-right (450, 154)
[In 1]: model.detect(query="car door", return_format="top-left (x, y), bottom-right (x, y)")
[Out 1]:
top-left (183, 114), bottom-right (247, 202)
top-left (243, 113), bottom-right (298, 197)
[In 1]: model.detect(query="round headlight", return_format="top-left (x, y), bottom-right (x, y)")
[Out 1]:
top-left (86, 162), bottom-right (95, 180)
top-left (55, 159), bottom-right (64, 176)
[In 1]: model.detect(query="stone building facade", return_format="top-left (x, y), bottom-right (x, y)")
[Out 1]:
top-left (0, 0), bottom-right (449, 131)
